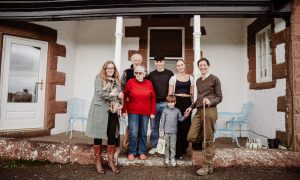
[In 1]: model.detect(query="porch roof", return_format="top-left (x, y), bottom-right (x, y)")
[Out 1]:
top-left (0, 0), bottom-right (291, 21)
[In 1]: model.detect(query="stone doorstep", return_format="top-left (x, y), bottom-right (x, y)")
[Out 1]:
top-left (117, 155), bottom-right (193, 166)
top-left (1, 138), bottom-right (300, 167)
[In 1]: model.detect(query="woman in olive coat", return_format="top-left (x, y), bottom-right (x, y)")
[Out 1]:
top-left (86, 60), bottom-right (123, 174)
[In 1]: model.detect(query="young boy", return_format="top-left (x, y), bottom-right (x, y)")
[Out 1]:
top-left (159, 95), bottom-right (188, 166)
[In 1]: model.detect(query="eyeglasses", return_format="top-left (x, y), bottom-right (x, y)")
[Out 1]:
top-left (134, 72), bottom-right (143, 75)
top-left (106, 67), bottom-right (114, 70)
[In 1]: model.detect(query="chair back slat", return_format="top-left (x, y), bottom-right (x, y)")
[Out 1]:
top-left (67, 97), bottom-right (86, 118)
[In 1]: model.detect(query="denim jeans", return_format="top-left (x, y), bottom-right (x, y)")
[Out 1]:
top-left (150, 102), bottom-right (167, 148)
top-left (128, 114), bottom-right (150, 155)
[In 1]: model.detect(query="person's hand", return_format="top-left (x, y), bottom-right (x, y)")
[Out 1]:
top-left (118, 92), bottom-right (124, 99)
top-left (122, 113), bottom-right (127, 119)
top-left (150, 114), bottom-right (155, 119)
top-left (184, 111), bottom-right (190, 117)
top-left (203, 98), bottom-right (211, 106)
top-left (185, 107), bottom-right (192, 115)
top-left (110, 91), bottom-right (118, 97)
top-left (159, 131), bottom-right (164, 138)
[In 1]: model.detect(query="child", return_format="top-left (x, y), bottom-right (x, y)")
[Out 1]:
top-left (159, 95), bottom-right (188, 166)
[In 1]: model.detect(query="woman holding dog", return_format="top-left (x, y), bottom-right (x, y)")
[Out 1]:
top-left (122, 66), bottom-right (156, 161)
top-left (86, 60), bottom-right (123, 174)
top-left (185, 58), bottom-right (222, 176)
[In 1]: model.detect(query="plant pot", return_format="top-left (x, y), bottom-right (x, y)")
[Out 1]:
top-left (267, 138), bottom-right (279, 149)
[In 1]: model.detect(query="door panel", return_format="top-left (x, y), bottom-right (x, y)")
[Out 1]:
top-left (0, 35), bottom-right (48, 130)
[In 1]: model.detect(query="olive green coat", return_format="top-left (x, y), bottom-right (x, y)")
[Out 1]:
top-left (85, 76), bottom-right (120, 139)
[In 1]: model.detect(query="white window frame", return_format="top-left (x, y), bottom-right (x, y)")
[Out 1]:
top-left (255, 25), bottom-right (272, 83)
top-left (147, 27), bottom-right (185, 69)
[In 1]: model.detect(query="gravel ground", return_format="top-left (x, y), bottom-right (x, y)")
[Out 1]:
top-left (1, 161), bottom-right (300, 180)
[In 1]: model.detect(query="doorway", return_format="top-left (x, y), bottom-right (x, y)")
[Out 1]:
top-left (0, 35), bottom-right (48, 130)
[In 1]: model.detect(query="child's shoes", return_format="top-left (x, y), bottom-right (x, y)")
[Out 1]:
top-left (164, 159), bottom-right (170, 165)
top-left (171, 159), bottom-right (176, 166)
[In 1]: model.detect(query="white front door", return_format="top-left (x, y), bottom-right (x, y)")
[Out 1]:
top-left (0, 35), bottom-right (48, 130)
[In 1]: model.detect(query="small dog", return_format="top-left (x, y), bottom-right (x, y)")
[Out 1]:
top-left (103, 78), bottom-right (122, 113)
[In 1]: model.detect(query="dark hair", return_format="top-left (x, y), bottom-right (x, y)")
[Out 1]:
top-left (166, 95), bottom-right (176, 102)
top-left (197, 58), bottom-right (210, 66)
top-left (154, 55), bottom-right (165, 61)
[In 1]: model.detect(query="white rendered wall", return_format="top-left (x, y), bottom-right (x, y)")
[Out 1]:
top-left (35, 21), bottom-right (77, 134)
top-left (200, 18), bottom-right (248, 112)
top-left (248, 19), bottom-right (286, 145)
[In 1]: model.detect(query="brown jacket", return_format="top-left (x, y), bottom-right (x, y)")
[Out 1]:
top-left (190, 74), bottom-right (222, 109)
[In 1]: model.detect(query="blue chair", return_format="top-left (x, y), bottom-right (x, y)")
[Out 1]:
top-left (213, 102), bottom-right (253, 147)
top-left (66, 97), bottom-right (88, 138)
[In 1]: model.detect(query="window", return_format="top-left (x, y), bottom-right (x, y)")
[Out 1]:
top-left (149, 28), bottom-right (184, 60)
top-left (256, 25), bottom-right (272, 83)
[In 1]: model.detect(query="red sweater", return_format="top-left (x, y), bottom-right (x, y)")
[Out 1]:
top-left (122, 78), bottom-right (156, 116)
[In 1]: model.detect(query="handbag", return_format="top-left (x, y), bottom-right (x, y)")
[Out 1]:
top-left (156, 138), bottom-right (166, 155)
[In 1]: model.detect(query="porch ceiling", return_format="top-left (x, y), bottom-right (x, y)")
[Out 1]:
top-left (0, 0), bottom-right (291, 21)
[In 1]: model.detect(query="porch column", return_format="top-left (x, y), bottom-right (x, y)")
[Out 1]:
top-left (193, 15), bottom-right (201, 101)
top-left (114, 16), bottom-right (123, 72)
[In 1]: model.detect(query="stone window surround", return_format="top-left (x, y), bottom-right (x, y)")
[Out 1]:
top-left (248, 17), bottom-right (293, 149)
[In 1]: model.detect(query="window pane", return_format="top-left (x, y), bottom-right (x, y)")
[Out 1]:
top-left (150, 29), bottom-right (182, 57)
top-left (7, 43), bottom-right (40, 103)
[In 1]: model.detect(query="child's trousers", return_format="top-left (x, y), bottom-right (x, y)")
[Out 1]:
top-left (165, 133), bottom-right (177, 160)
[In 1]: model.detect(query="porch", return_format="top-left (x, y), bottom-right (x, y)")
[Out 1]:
top-left (1, 131), bottom-right (299, 168)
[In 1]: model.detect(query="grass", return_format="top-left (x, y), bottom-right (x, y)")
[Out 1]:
top-left (0, 160), bottom-right (50, 168)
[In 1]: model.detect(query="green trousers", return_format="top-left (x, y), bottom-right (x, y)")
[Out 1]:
top-left (187, 107), bottom-right (218, 166)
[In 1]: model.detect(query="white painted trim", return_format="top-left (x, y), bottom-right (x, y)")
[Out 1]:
top-left (193, 15), bottom-right (201, 102)
top-left (114, 16), bottom-right (123, 72)
top-left (255, 25), bottom-right (272, 83)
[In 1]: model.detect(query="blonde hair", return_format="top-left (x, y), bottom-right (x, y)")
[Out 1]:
top-left (99, 61), bottom-right (120, 83)
top-left (176, 59), bottom-right (186, 65)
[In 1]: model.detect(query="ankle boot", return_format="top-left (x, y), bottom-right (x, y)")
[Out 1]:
top-left (107, 145), bottom-right (120, 173)
top-left (93, 145), bottom-right (105, 174)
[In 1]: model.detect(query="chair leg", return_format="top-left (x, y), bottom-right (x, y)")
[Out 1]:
top-left (70, 120), bottom-right (74, 139)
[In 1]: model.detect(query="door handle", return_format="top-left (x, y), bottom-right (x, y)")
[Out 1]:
top-left (36, 79), bottom-right (43, 90)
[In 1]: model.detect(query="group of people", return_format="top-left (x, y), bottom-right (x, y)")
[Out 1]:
top-left (85, 53), bottom-right (222, 176)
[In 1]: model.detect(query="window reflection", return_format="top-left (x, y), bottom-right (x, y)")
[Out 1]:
top-left (7, 43), bottom-right (41, 103)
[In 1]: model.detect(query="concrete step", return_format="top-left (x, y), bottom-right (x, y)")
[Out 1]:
top-left (117, 153), bottom-right (193, 166)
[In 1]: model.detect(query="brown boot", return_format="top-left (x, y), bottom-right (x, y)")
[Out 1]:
top-left (93, 145), bottom-right (105, 174)
top-left (107, 145), bottom-right (120, 173)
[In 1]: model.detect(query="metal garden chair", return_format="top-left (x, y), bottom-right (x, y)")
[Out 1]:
top-left (66, 97), bottom-right (88, 138)
top-left (213, 102), bottom-right (253, 147)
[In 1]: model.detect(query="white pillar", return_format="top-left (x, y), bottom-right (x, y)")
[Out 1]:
top-left (193, 15), bottom-right (201, 101)
top-left (114, 16), bottom-right (123, 72)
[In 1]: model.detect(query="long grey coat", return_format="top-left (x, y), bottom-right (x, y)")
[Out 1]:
top-left (85, 75), bottom-right (120, 139)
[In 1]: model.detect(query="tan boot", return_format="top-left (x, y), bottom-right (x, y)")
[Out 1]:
top-left (93, 145), bottom-right (105, 174)
top-left (107, 145), bottom-right (120, 173)
top-left (196, 165), bottom-right (213, 176)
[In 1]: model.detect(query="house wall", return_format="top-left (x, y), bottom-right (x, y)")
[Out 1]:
top-left (248, 19), bottom-right (286, 145)
top-left (36, 18), bottom-right (282, 140)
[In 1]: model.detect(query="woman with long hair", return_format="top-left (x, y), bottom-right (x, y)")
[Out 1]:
top-left (86, 60), bottom-right (123, 174)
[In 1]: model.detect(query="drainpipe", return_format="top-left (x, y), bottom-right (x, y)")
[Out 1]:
top-left (114, 16), bottom-right (123, 72)
top-left (193, 15), bottom-right (201, 102)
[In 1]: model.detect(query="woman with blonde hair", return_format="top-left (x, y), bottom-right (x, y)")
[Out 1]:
top-left (86, 60), bottom-right (123, 174)
top-left (168, 59), bottom-right (194, 158)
